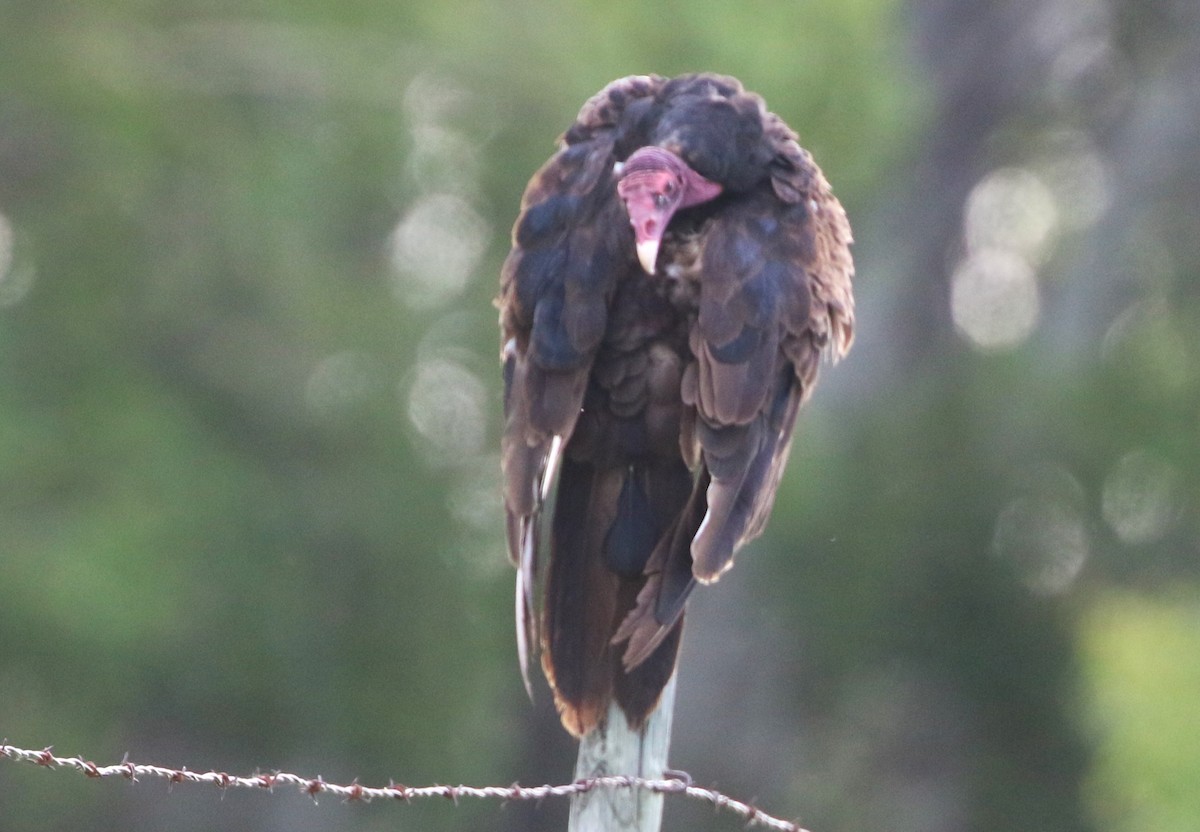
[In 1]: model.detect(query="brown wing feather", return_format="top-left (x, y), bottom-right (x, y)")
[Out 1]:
top-left (689, 150), bottom-right (854, 582)
top-left (612, 121), bottom-right (854, 666)
top-left (498, 127), bottom-right (616, 690)
top-left (498, 76), bottom-right (670, 728)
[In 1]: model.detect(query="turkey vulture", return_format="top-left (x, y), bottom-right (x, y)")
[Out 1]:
top-left (498, 73), bottom-right (854, 739)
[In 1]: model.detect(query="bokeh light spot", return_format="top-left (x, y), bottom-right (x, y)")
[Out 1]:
top-left (0, 213), bottom-right (12, 279)
top-left (964, 167), bottom-right (1059, 263)
top-left (1037, 131), bottom-right (1113, 230)
top-left (1102, 449), bottom-right (1180, 545)
top-left (388, 193), bottom-right (490, 310)
top-left (403, 72), bottom-right (471, 131)
top-left (404, 355), bottom-right (487, 464)
top-left (951, 248), bottom-right (1040, 350)
top-left (0, 212), bottom-right (36, 308)
top-left (410, 125), bottom-right (480, 197)
top-left (1102, 298), bottom-right (1192, 394)
top-left (993, 465), bottom-right (1088, 595)
top-left (951, 166), bottom-right (1061, 352)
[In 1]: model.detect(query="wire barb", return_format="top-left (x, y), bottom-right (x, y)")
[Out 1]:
top-left (0, 742), bottom-right (810, 832)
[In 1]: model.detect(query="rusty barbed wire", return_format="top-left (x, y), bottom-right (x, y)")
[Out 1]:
top-left (0, 741), bottom-right (810, 832)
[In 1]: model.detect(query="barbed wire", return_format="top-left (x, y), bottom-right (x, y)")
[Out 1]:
top-left (1, 741), bottom-right (809, 832)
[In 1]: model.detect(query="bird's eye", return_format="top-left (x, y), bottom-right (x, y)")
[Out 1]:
top-left (654, 193), bottom-right (670, 208)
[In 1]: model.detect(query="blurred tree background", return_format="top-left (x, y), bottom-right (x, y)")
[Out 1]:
top-left (1, 0), bottom-right (1198, 831)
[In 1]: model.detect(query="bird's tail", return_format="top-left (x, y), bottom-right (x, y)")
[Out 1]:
top-left (541, 456), bottom-right (691, 737)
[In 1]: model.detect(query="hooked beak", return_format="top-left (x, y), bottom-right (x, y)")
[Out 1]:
top-left (636, 239), bottom-right (660, 275)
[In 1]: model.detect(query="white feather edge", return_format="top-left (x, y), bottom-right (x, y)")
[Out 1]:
top-left (515, 433), bottom-right (566, 699)
top-left (541, 434), bottom-right (564, 502)
top-left (515, 541), bottom-right (534, 699)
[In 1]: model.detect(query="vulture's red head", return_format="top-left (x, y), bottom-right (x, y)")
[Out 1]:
top-left (616, 146), bottom-right (722, 274)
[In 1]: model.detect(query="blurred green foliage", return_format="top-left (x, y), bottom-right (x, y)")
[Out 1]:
top-left (1, 1), bottom-right (1198, 831)
top-left (1083, 593), bottom-right (1200, 832)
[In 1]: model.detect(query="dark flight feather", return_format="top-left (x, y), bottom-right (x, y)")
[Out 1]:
top-left (498, 73), bottom-right (854, 736)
